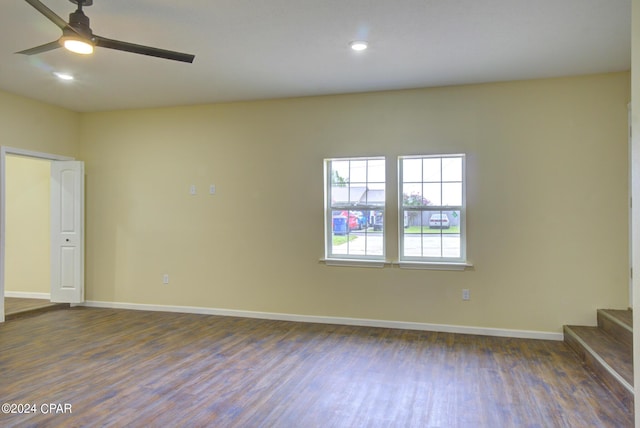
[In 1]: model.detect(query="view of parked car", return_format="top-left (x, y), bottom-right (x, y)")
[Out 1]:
top-left (333, 211), bottom-right (368, 234)
top-left (373, 213), bottom-right (383, 231)
top-left (340, 211), bottom-right (360, 230)
top-left (428, 213), bottom-right (449, 229)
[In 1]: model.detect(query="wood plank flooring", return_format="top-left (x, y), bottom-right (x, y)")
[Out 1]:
top-left (0, 307), bottom-right (633, 427)
top-left (5, 298), bottom-right (53, 314)
top-left (4, 298), bottom-right (69, 321)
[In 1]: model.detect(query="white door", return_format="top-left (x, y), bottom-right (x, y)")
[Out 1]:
top-left (50, 161), bottom-right (84, 303)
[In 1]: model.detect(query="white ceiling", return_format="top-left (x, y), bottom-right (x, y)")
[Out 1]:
top-left (0, 0), bottom-right (631, 113)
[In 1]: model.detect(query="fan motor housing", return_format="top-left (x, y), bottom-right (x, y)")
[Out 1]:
top-left (68, 10), bottom-right (92, 37)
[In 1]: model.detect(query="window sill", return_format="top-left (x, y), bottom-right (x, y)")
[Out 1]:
top-left (320, 258), bottom-right (473, 271)
top-left (394, 261), bottom-right (473, 271)
top-left (320, 258), bottom-right (389, 268)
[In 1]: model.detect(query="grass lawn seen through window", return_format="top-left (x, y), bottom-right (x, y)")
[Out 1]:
top-left (333, 235), bottom-right (358, 246)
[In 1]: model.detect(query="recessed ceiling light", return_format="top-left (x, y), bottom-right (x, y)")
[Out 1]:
top-left (350, 41), bottom-right (368, 51)
top-left (53, 72), bottom-right (74, 81)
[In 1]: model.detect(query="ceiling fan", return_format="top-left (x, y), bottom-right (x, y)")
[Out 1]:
top-left (17, 0), bottom-right (195, 63)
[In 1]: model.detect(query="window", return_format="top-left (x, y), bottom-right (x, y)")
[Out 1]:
top-left (399, 154), bottom-right (466, 264)
top-left (324, 157), bottom-right (385, 261)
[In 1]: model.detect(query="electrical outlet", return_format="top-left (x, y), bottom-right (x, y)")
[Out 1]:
top-left (163, 274), bottom-right (169, 285)
top-left (462, 289), bottom-right (470, 301)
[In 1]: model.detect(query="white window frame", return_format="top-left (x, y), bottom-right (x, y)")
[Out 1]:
top-left (324, 156), bottom-right (386, 264)
top-left (398, 154), bottom-right (468, 268)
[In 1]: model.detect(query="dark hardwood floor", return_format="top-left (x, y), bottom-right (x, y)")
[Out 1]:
top-left (0, 307), bottom-right (633, 427)
top-left (4, 297), bottom-right (69, 321)
top-left (5, 298), bottom-right (53, 314)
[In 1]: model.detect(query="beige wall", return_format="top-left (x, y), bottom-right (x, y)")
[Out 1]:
top-left (0, 91), bottom-right (78, 304)
top-left (80, 72), bottom-right (630, 334)
top-left (0, 90), bottom-right (79, 157)
top-left (5, 156), bottom-right (50, 294)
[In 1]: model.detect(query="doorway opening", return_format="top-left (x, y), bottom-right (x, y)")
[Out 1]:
top-left (0, 146), bottom-right (79, 322)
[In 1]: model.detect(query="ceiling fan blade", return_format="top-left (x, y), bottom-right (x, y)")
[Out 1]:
top-left (23, 0), bottom-right (68, 30)
top-left (94, 35), bottom-right (195, 63)
top-left (16, 40), bottom-right (61, 55)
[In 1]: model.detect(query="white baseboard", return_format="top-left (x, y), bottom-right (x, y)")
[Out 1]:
top-left (81, 300), bottom-right (563, 341)
top-left (5, 291), bottom-right (51, 299)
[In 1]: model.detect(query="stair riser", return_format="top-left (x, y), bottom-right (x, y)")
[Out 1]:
top-left (563, 326), bottom-right (634, 413)
top-left (598, 313), bottom-right (633, 352)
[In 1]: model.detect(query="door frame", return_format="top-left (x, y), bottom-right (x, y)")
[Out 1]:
top-left (0, 146), bottom-right (74, 322)
top-left (630, 103), bottom-right (634, 307)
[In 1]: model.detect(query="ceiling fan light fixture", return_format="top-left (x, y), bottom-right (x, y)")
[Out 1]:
top-left (18, 0), bottom-right (194, 63)
top-left (61, 36), bottom-right (94, 54)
